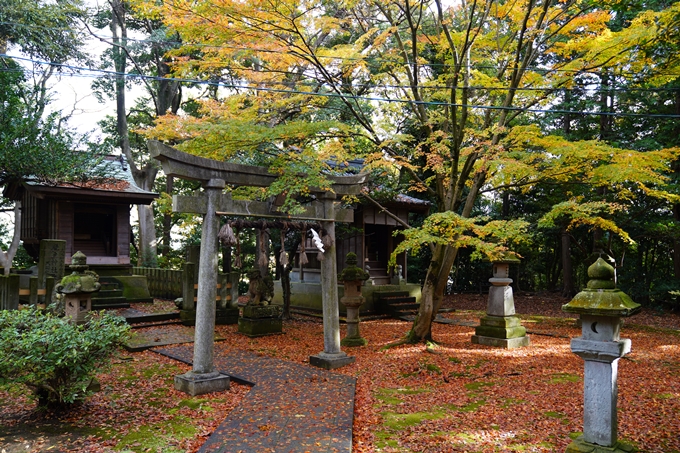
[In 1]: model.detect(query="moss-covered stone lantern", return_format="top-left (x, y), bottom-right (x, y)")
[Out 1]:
top-left (56, 251), bottom-right (101, 324)
top-left (472, 254), bottom-right (529, 348)
top-left (339, 253), bottom-right (370, 347)
top-left (562, 257), bottom-right (640, 453)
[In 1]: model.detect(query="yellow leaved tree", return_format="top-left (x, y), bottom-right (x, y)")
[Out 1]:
top-left (128, 0), bottom-right (679, 342)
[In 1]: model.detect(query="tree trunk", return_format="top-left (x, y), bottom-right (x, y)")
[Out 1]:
top-left (406, 244), bottom-right (459, 343)
top-left (137, 204), bottom-right (157, 267)
top-left (561, 228), bottom-right (575, 297)
top-left (161, 176), bottom-right (174, 256)
top-left (281, 262), bottom-right (292, 320)
top-left (673, 93), bottom-right (680, 278)
top-left (0, 202), bottom-right (22, 275)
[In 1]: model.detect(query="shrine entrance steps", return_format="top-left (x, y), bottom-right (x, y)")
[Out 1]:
top-left (376, 290), bottom-right (419, 319)
top-left (92, 277), bottom-right (129, 309)
top-left (155, 345), bottom-right (356, 453)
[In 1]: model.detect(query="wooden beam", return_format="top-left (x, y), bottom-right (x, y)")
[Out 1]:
top-left (173, 193), bottom-right (354, 222)
top-left (149, 140), bottom-right (366, 195)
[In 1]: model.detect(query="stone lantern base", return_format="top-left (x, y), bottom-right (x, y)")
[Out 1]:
top-left (472, 315), bottom-right (530, 348)
top-left (238, 305), bottom-right (283, 337)
top-left (565, 436), bottom-right (636, 453)
top-left (64, 294), bottom-right (92, 325)
top-left (341, 335), bottom-right (368, 347)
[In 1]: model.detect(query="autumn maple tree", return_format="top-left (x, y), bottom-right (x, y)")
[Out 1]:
top-left (129, 0), bottom-right (680, 342)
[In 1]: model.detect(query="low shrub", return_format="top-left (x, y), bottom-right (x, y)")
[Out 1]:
top-left (0, 307), bottom-right (129, 408)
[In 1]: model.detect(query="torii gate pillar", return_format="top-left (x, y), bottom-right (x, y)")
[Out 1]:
top-left (174, 178), bottom-right (231, 396)
top-left (310, 192), bottom-right (356, 369)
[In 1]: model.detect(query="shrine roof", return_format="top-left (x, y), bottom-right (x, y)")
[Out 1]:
top-left (5, 155), bottom-right (158, 205)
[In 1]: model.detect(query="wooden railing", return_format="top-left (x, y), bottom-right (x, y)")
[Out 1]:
top-left (132, 266), bottom-right (240, 304)
top-left (0, 275), bottom-right (55, 310)
top-left (132, 267), bottom-right (183, 300)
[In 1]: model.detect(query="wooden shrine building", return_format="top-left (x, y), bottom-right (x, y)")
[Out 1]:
top-left (3, 155), bottom-right (157, 270)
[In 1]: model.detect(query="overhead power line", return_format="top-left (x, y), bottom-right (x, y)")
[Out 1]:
top-left (3, 19), bottom-right (680, 80)
top-left (2, 53), bottom-right (680, 119)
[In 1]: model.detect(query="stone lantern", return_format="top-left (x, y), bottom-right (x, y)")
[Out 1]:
top-left (56, 251), bottom-right (101, 324)
top-left (472, 255), bottom-right (529, 348)
top-left (562, 257), bottom-right (640, 453)
top-left (339, 253), bottom-right (370, 347)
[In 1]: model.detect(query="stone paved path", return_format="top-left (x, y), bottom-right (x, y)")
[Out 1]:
top-left (155, 345), bottom-right (356, 453)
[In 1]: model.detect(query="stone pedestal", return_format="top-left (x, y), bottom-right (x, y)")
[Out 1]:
top-left (341, 295), bottom-right (367, 347)
top-left (309, 352), bottom-right (356, 370)
top-left (472, 259), bottom-right (529, 348)
top-left (339, 255), bottom-right (370, 347)
top-left (174, 371), bottom-right (229, 396)
top-left (238, 304), bottom-right (283, 337)
top-left (472, 315), bottom-right (529, 348)
top-left (216, 307), bottom-right (239, 325)
top-left (562, 257), bottom-right (640, 453)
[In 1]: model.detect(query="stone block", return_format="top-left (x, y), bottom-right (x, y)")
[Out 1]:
top-left (215, 307), bottom-right (239, 325)
top-left (474, 324), bottom-right (527, 339)
top-left (479, 315), bottom-right (523, 328)
top-left (174, 371), bottom-right (230, 396)
top-left (341, 336), bottom-right (368, 347)
top-left (487, 285), bottom-right (515, 317)
top-left (238, 317), bottom-right (283, 337)
top-left (471, 335), bottom-right (530, 348)
top-left (179, 309), bottom-right (197, 326)
top-left (114, 275), bottom-right (153, 302)
top-left (309, 352), bottom-right (356, 370)
top-left (242, 304), bottom-right (283, 319)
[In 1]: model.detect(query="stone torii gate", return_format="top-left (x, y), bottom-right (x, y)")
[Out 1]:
top-left (149, 140), bottom-right (366, 395)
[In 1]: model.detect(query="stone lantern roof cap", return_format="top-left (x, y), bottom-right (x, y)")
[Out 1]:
top-left (484, 252), bottom-right (521, 264)
top-left (339, 253), bottom-right (370, 282)
top-left (56, 251), bottom-right (101, 294)
top-left (562, 258), bottom-right (640, 317)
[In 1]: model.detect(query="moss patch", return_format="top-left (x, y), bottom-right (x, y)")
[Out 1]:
top-left (382, 409), bottom-right (447, 430)
top-left (550, 373), bottom-right (580, 384)
top-left (114, 415), bottom-right (196, 452)
top-left (464, 381), bottom-right (495, 391)
top-left (375, 387), bottom-right (432, 405)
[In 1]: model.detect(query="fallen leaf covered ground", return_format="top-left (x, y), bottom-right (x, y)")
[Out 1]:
top-left (0, 293), bottom-right (678, 452)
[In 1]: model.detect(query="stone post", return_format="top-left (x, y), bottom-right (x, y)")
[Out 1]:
top-left (175, 179), bottom-right (230, 396)
top-left (339, 253), bottom-right (370, 347)
top-left (310, 192), bottom-right (355, 369)
top-left (179, 262), bottom-right (196, 325)
top-left (562, 258), bottom-right (640, 453)
top-left (37, 239), bottom-right (65, 305)
top-left (472, 256), bottom-right (529, 348)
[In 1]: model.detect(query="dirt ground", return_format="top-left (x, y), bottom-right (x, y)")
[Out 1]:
top-left (1, 293), bottom-right (678, 453)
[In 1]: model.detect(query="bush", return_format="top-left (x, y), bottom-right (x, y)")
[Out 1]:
top-left (0, 308), bottom-right (130, 408)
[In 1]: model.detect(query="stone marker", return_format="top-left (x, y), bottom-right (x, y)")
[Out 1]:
top-left (38, 239), bottom-right (66, 304)
top-left (472, 256), bottom-right (529, 348)
top-left (238, 269), bottom-right (282, 337)
top-left (562, 257), bottom-right (640, 453)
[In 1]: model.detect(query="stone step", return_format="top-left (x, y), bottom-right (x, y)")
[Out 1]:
top-left (92, 297), bottom-right (130, 309)
top-left (96, 289), bottom-right (124, 298)
top-left (116, 309), bottom-right (180, 324)
top-left (130, 320), bottom-right (183, 329)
